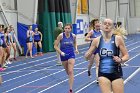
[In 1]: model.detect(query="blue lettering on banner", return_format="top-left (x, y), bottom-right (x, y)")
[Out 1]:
top-left (76, 19), bottom-right (84, 34)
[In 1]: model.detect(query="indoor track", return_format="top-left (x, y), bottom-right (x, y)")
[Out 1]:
top-left (0, 34), bottom-right (140, 93)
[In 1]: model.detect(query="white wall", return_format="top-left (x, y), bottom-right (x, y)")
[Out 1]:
top-left (89, 0), bottom-right (101, 20)
top-left (17, 0), bottom-right (36, 25)
top-left (129, 18), bottom-right (140, 34)
top-left (0, 11), bottom-right (17, 34)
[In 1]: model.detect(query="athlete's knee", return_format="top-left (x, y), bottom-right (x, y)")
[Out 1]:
top-left (68, 70), bottom-right (73, 76)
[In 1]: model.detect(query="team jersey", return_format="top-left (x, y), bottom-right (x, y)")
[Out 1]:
top-left (7, 33), bottom-right (11, 45)
top-left (10, 31), bottom-right (16, 42)
top-left (60, 33), bottom-right (74, 53)
top-left (27, 30), bottom-right (33, 42)
top-left (34, 31), bottom-right (41, 41)
top-left (0, 32), bottom-right (3, 45)
top-left (90, 30), bottom-right (101, 38)
top-left (98, 35), bottom-right (121, 73)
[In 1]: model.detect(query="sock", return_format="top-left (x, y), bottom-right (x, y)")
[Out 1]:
top-left (39, 48), bottom-right (42, 52)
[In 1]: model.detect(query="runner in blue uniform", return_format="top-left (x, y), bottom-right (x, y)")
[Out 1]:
top-left (34, 27), bottom-right (43, 56)
top-left (0, 25), bottom-right (5, 72)
top-left (85, 18), bottom-right (129, 93)
top-left (54, 24), bottom-right (79, 93)
top-left (85, 19), bottom-right (101, 81)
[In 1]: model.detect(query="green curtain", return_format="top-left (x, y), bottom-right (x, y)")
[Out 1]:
top-left (38, 0), bottom-right (72, 52)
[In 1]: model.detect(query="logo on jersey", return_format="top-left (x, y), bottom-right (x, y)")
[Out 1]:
top-left (100, 48), bottom-right (113, 56)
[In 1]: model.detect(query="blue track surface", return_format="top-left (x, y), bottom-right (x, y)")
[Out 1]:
top-left (0, 34), bottom-right (140, 93)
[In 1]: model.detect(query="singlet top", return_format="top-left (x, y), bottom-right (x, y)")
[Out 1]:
top-left (98, 35), bottom-right (121, 73)
top-left (90, 30), bottom-right (101, 38)
top-left (0, 32), bottom-right (3, 45)
top-left (90, 30), bottom-right (102, 46)
top-left (7, 33), bottom-right (11, 44)
top-left (27, 30), bottom-right (34, 41)
top-left (34, 31), bottom-right (41, 41)
top-left (60, 33), bottom-right (74, 53)
top-left (10, 31), bottom-right (16, 42)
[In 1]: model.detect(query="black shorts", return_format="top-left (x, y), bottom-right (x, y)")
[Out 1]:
top-left (98, 69), bottom-right (123, 82)
top-left (34, 40), bottom-right (40, 42)
top-left (26, 38), bottom-right (33, 43)
top-left (2, 43), bottom-right (7, 48)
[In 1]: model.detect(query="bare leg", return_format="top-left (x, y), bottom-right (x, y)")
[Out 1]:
top-left (98, 77), bottom-right (112, 93)
top-left (112, 78), bottom-right (124, 93)
top-left (68, 58), bottom-right (75, 90)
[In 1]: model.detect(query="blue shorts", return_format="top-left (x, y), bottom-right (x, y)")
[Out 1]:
top-left (60, 52), bottom-right (75, 61)
top-left (93, 48), bottom-right (99, 54)
top-left (2, 43), bottom-right (7, 48)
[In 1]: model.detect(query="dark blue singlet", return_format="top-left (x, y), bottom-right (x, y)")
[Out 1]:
top-left (34, 31), bottom-right (41, 42)
top-left (60, 33), bottom-right (75, 61)
top-left (90, 30), bottom-right (101, 54)
top-left (0, 32), bottom-right (3, 46)
top-left (0, 32), bottom-right (7, 48)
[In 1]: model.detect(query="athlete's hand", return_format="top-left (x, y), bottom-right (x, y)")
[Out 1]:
top-left (113, 56), bottom-right (122, 63)
top-left (75, 49), bottom-right (79, 54)
top-left (85, 51), bottom-right (92, 61)
top-left (61, 52), bottom-right (65, 56)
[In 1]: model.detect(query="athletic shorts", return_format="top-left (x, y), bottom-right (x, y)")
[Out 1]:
top-left (60, 52), bottom-right (75, 61)
top-left (26, 38), bottom-right (33, 43)
top-left (2, 43), bottom-right (7, 48)
top-left (34, 40), bottom-right (40, 42)
top-left (93, 48), bottom-right (99, 54)
top-left (98, 70), bottom-right (123, 82)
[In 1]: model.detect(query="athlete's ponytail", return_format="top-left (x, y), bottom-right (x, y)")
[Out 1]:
top-left (113, 27), bottom-right (128, 39)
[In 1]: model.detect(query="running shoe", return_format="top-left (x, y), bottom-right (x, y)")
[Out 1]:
top-left (69, 89), bottom-right (73, 93)
top-left (96, 79), bottom-right (99, 84)
top-left (88, 71), bottom-right (91, 78)
top-left (14, 58), bottom-right (17, 61)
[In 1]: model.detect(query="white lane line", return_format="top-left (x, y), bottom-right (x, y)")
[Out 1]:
top-left (2, 56), bottom-right (84, 83)
top-left (75, 80), bottom-right (97, 93)
top-left (4, 39), bottom-right (137, 72)
top-left (2, 67), bottom-right (91, 73)
top-left (128, 46), bottom-right (140, 52)
top-left (2, 59), bottom-right (57, 76)
top-left (126, 41), bottom-right (140, 47)
top-left (2, 37), bottom-right (139, 91)
top-left (6, 39), bottom-right (136, 69)
top-left (3, 60), bottom-right (87, 92)
top-left (7, 46), bottom-right (89, 69)
top-left (124, 67), bottom-right (140, 84)
top-left (38, 68), bottom-right (92, 93)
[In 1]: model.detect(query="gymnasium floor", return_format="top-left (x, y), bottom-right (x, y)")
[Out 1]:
top-left (0, 34), bottom-right (140, 93)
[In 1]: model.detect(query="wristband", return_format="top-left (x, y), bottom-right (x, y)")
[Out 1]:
top-left (120, 57), bottom-right (123, 63)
